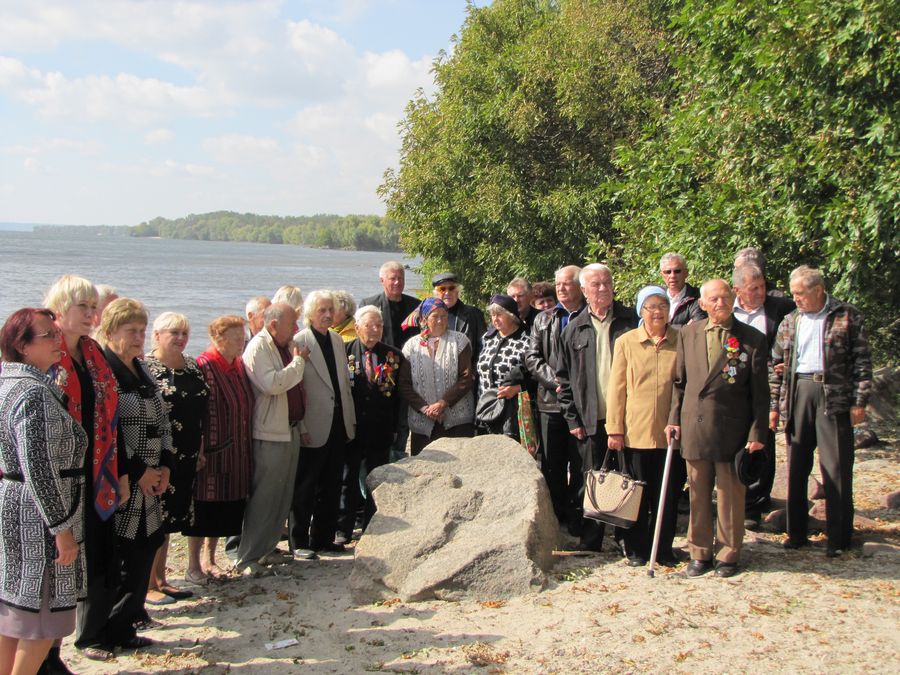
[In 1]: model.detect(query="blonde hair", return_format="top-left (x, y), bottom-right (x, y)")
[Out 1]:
top-left (43, 274), bottom-right (98, 316)
top-left (272, 285), bottom-right (304, 312)
top-left (97, 298), bottom-right (148, 345)
top-left (151, 312), bottom-right (190, 348)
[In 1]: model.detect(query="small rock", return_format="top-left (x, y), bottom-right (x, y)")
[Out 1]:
top-left (866, 366), bottom-right (899, 423)
top-left (861, 542), bottom-right (900, 558)
top-left (771, 463), bottom-right (822, 502)
top-left (762, 508), bottom-right (786, 533)
top-left (807, 476), bottom-right (824, 501)
top-left (853, 428), bottom-right (879, 449)
top-left (882, 490), bottom-right (900, 510)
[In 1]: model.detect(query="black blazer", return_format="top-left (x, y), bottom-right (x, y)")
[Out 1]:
top-left (762, 296), bottom-right (796, 351)
top-left (346, 339), bottom-right (403, 449)
top-left (447, 301), bottom-right (487, 362)
top-left (556, 301), bottom-right (637, 436)
top-left (361, 292), bottom-right (420, 349)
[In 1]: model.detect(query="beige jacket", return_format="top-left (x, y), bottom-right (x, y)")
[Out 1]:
top-left (242, 328), bottom-right (306, 443)
top-left (605, 326), bottom-right (679, 450)
top-left (294, 328), bottom-right (356, 447)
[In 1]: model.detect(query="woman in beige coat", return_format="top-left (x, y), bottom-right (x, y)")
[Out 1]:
top-left (605, 286), bottom-right (680, 567)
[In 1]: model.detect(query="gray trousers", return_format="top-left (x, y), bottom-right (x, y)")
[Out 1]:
top-left (236, 427), bottom-right (301, 567)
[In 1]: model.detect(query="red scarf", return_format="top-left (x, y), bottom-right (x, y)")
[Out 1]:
top-left (56, 336), bottom-right (120, 521)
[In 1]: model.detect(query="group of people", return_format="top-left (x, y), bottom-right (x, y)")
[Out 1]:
top-left (0, 249), bottom-right (872, 674)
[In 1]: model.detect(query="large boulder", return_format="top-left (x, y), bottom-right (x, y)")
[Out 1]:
top-left (350, 435), bottom-right (558, 603)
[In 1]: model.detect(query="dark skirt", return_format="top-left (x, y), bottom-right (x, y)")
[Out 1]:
top-left (182, 500), bottom-right (245, 538)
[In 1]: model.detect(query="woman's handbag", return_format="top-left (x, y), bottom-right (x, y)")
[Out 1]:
top-left (582, 449), bottom-right (645, 528)
top-left (476, 389), bottom-right (508, 423)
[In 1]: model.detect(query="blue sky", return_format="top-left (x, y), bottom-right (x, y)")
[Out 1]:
top-left (0, 1), bottom-right (481, 226)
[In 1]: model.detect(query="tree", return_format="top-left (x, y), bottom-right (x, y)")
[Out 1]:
top-left (610, 0), bottom-right (898, 360)
top-left (381, 0), bottom-right (670, 302)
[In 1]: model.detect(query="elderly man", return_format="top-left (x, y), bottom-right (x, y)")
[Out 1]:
top-left (659, 252), bottom-right (705, 328)
top-left (363, 261), bottom-right (420, 461)
top-left (734, 246), bottom-right (786, 297)
top-left (236, 303), bottom-right (309, 576)
top-left (524, 265), bottom-right (587, 532)
top-left (771, 266), bottom-right (872, 557)
top-left (732, 264), bottom-right (796, 526)
top-left (432, 272), bottom-right (487, 361)
top-left (556, 263), bottom-right (637, 550)
top-left (245, 296), bottom-right (272, 338)
top-left (667, 279), bottom-right (769, 578)
top-left (507, 277), bottom-right (541, 334)
top-left (292, 290), bottom-right (356, 557)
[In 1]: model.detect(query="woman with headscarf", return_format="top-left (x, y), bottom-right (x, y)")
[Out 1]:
top-left (398, 298), bottom-right (475, 456)
top-left (605, 286), bottom-right (681, 567)
top-left (474, 294), bottom-right (531, 439)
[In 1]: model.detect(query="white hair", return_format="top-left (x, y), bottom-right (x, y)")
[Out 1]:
top-left (95, 284), bottom-right (117, 304)
top-left (789, 265), bottom-right (825, 290)
top-left (554, 265), bottom-right (581, 282)
top-left (659, 252), bottom-right (687, 272)
top-left (272, 285), bottom-right (304, 312)
top-left (245, 295), bottom-right (270, 318)
top-left (302, 290), bottom-right (335, 325)
top-left (332, 290), bottom-right (357, 317)
top-left (699, 278), bottom-right (734, 300)
top-left (487, 303), bottom-right (521, 324)
top-left (151, 311), bottom-right (190, 348)
top-left (732, 264), bottom-right (765, 288)
top-left (379, 261), bottom-right (404, 277)
top-left (354, 305), bottom-right (383, 323)
top-left (578, 263), bottom-right (613, 287)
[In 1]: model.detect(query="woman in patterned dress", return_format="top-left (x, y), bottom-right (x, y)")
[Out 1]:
top-left (143, 313), bottom-right (208, 604)
top-left (474, 294), bottom-right (531, 439)
top-left (0, 308), bottom-right (86, 675)
top-left (185, 316), bottom-right (254, 582)
top-left (98, 299), bottom-right (174, 652)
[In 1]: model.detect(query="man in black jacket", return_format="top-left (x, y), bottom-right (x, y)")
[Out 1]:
top-left (524, 265), bottom-right (586, 532)
top-left (507, 277), bottom-right (541, 335)
top-left (362, 261), bottom-right (420, 462)
top-left (732, 263), bottom-right (796, 526)
top-left (431, 272), bottom-right (487, 361)
top-left (557, 263), bottom-right (637, 551)
top-left (660, 252), bottom-right (706, 328)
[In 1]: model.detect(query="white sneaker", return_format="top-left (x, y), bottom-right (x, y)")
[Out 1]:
top-left (293, 548), bottom-right (318, 560)
top-left (239, 561), bottom-right (273, 578)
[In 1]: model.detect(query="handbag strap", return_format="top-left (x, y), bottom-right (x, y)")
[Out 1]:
top-left (598, 446), bottom-right (635, 479)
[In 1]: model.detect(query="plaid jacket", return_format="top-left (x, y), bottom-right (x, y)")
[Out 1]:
top-left (769, 297), bottom-right (872, 427)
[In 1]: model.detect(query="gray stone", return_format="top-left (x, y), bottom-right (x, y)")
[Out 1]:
top-left (862, 542), bottom-right (900, 558)
top-left (882, 490), bottom-right (900, 510)
top-left (866, 367), bottom-right (899, 423)
top-left (350, 435), bottom-right (558, 604)
top-left (808, 501), bottom-right (878, 530)
top-left (771, 463), bottom-right (819, 503)
top-left (808, 476), bottom-right (824, 501)
top-left (853, 428), bottom-right (879, 449)
top-left (762, 508), bottom-right (786, 533)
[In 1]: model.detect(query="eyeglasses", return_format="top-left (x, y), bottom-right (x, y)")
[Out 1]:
top-left (436, 285), bottom-right (458, 293)
top-left (661, 269), bottom-right (683, 275)
top-left (34, 328), bottom-right (62, 340)
top-left (642, 304), bottom-right (669, 313)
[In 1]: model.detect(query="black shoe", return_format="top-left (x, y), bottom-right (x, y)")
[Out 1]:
top-left (714, 562), bottom-right (739, 578)
top-left (626, 555), bottom-right (647, 567)
top-left (334, 532), bottom-right (350, 545)
top-left (685, 559), bottom-right (714, 577)
top-left (119, 635), bottom-right (154, 650)
top-left (825, 547), bottom-right (844, 558)
top-left (39, 648), bottom-right (74, 675)
top-left (783, 537), bottom-right (810, 550)
top-left (655, 557), bottom-right (679, 568)
top-left (744, 516), bottom-right (761, 531)
top-left (78, 646), bottom-right (115, 662)
top-left (134, 617), bottom-right (164, 632)
top-left (316, 542), bottom-right (347, 553)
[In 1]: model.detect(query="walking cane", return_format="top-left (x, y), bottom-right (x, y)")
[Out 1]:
top-left (648, 430), bottom-right (677, 578)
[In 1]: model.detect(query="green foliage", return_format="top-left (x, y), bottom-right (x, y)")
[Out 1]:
top-left (381, 0), bottom-right (670, 303)
top-left (610, 0), bottom-right (899, 362)
top-left (130, 211), bottom-right (403, 252)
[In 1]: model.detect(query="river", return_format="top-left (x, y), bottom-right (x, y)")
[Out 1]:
top-left (0, 228), bottom-right (422, 355)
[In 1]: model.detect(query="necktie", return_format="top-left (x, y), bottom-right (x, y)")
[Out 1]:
top-left (364, 350), bottom-right (376, 382)
top-left (706, 325), bottom-right (725, 368)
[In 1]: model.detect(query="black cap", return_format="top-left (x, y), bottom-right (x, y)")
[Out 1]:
top-left (734, 447), bottom-right (766, 486)
top-left (489, 294), bottom-right (521, 321)
top-left (431, 272), bottom-right (459, 287)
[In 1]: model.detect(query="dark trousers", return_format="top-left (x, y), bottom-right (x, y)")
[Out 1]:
top-left (289, 412), bottom-right (347, 550)
top-left (539, 411), bottom-right (582, 528)
top-left (745, 428), bottom-right (777, 513)
top-left (615, 448), bottom-right (676, 562)
top-left (410, 422), bottom-right (474, 456)
top-left (337, 436), bottom-right (391, 536)
top-left (75, 504), bottom-right (122, 649)
top-left (575, 426), bottom-right (611, 552)
top-left (787, 378), bottom-right (855, 549)
top-left (102, 534), bottom-right (161, 647)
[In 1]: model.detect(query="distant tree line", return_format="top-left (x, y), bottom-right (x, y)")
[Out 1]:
top-left (131, 212), bottom-right (402, 251)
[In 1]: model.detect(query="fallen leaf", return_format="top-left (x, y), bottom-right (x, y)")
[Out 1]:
top-left (480, 600), bottom-right (505, 609)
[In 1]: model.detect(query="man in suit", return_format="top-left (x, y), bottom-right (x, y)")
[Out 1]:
top-left (660, 252), bottom-right (706, 328)
top-left (667, 279), bottom-right (769, 578)
top-left (732, 264), bottom-right (796, 526)
top-left (556, 263), bottom-right (637, 551)
top-left (770, 266), bottom-right (871, 557)
top-left (236, 303), bottom-right (309, 576)
top-left (291, 290), bottom-right (356, 558)
top-left (432, 272), bottom-right (487, 361)
top-left (362, 261), bottom-right (420, 461)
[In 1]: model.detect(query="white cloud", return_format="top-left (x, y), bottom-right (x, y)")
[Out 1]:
top-left (203, 134), bottom-right (281, 162)
top-left (144, 128), bottom-right (175, 145)
top-left (4, 138), bottom-right (100, 156)
top-left (22, 157), bottom-right (41, 173)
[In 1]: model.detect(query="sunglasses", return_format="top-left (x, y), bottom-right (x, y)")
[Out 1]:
top-left (661, 269), bottom-right (683, 275)
top-left (436, 285), bottom-right (458, 293)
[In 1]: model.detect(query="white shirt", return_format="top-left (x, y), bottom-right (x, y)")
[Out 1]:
top-left (667, 285), bottom-right (687, 320)
top-left (733, 298), bottom-right (767, 336)
top-left (795, 297), bottom-right (830, 374)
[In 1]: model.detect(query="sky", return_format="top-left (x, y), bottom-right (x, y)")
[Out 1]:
top-left (0, 0), bottom-right (480, 226)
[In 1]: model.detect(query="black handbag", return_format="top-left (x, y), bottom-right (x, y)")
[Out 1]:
top-left (476, 388), bottom-right (508, 423)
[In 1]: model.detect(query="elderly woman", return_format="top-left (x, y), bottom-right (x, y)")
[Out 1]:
top-left (330, 290), bottom-right (358, 342)
top-left (98, 298), bottom-right (174, 652)
top-left (398, 298), bottom-right (475, 456)
top-left (143, 313), bottom-right (209, 604)
top-left (605, 286), bottom-right (681, 567)
top-left (0, 309), bottom-right (85, 675)
top-left (336, 306), bottom-right (403, 542)
top-left (290, 291), bottom-right (356, 557)
top-left (474, 294), bottom-right (531, 439)
top-left (43, 275), bottom-right (127, 666)
top-left (272, 285), bottom-right (304, 316)
top-left (186, 316), bottom-right (254, 581)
